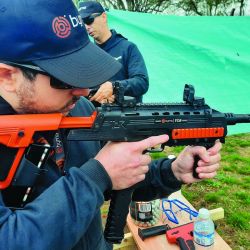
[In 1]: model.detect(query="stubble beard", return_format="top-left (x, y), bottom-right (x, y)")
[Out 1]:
top-left (16, 80), bottom-right (39, 114)
top-left (16, 81), bottom-right (80, 114)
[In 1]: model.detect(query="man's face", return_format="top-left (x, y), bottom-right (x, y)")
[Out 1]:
top-left (1, 66), bottom-right (89, 115)
top-left (84, 13), bottom-right (106, 40)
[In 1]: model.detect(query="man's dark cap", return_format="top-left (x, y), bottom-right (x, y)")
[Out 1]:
top-left (79, 1), bottom-right (105, 18)
top-left (0, 0), bottom-right (120, 88)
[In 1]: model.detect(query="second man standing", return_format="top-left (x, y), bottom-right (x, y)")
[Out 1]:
top-left (79, 1), bottom-right (149, 105)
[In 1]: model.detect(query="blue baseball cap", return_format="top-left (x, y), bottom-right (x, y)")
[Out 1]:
top-left (0, 0), bottom-right (120, 88)
top-left (78, 1), bottom-right (106, 18)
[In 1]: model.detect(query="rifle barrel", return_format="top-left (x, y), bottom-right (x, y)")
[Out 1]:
top-left (225, 113), bottom-right (250, 125)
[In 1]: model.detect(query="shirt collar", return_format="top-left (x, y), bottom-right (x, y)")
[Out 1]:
top-left (0, 96), bottom-right (16, 114)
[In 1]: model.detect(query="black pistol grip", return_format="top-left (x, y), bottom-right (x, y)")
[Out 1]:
top-left (104, 188), bottom-right (134, 244)
top-left (192, 155), bottom-right (200, 179)
top-left (192, 144), bottom-right (212, 179)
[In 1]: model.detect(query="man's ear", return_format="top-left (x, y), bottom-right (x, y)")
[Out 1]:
top-left (0, 63), bottom-right (18, 92)
top-left (102, 12), bottom-right (108, 22)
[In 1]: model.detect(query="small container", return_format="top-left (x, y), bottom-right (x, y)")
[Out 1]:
top-left (194, 208), bottom-right (215, 248)
top-left (129, 199), bottom-right (161, 227)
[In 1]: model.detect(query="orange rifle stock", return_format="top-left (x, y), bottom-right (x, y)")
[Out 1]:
top-left (0, 112), bottom-right (97, 189)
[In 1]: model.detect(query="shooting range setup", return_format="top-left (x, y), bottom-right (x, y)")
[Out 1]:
top-left (100, 9), bottom-right (250, 250)
top-left (108, 11), bottom-right (250, 135)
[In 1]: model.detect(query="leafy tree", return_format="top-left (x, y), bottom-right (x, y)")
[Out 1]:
top-left (100, 0), bottom-right (172, 12)
top-left (74, 0), bottom-right (247, 15)
top-left (174, 0), bottom-right (247, 15)
top-left (74, 0), bottom-right (171, 12)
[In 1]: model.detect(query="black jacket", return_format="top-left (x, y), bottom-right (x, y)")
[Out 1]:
top-left (0, 96), bottom-right (182, 250)
top-left (98, 30), bottom-right (149, 103)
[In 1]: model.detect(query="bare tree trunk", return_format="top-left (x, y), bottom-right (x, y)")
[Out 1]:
top-left (230, 8), bottom-right (236, 15)
top-left (239, 0), bottom-right (245, 15)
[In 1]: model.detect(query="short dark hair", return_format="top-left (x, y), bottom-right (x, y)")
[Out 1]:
top-left (20, 67), bottom-right (38, 81)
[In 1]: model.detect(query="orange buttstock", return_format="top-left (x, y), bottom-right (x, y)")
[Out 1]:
top-left (0, 112), bottom-right (97, 189)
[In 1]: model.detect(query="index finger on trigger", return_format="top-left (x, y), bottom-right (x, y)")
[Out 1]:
top-left (135, 134), bottom-right (169, 152)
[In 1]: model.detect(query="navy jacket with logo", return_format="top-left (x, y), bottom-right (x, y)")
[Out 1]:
top-left (0, 96), bottom-right (182, 250)
top-left (97, 30), bottom-right (149, 103)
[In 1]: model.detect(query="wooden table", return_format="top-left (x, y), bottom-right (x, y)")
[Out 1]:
top-left (126, 190), bottom-right (232, 250)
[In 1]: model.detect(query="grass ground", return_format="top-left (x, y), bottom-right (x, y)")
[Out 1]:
top-left (160, 133), bottom-right (250, 250)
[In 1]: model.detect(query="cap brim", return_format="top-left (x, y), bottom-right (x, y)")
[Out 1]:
top-left (33, 40), bottom-right (121, 88)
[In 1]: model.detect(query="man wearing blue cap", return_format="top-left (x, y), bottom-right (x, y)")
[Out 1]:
top-left (78, 1), bottom-right (149, 105)
top-left (0, 0), bottom-right (222, 249)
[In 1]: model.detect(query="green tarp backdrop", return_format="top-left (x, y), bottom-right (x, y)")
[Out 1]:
top-left (108, 10), bottom-right (250, 135)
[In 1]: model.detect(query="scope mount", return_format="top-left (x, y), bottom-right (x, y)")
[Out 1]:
top-left (113, 81), bottom-right (137, 107)
top-left (183, 84), bottom-right (205, 108)
top-left (113, 82), bottom-right (206, 108)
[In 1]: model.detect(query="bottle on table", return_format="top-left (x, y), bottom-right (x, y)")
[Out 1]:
top-left (194, 208), bottom-right (215, 248)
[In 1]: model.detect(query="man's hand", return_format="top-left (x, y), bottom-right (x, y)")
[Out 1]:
top-left (89, 81), bottom-right (114, 104)
top-left (171, 140), bottom-right (222, 184)
top-left (95, 135), bottom-right (169, 190)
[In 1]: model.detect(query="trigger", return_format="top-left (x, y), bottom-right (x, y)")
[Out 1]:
top-left (146, 147), bottom-right (164, 153)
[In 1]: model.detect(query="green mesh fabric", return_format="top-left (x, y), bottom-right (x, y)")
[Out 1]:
top-left (109, 11), bottom-right (250, 134)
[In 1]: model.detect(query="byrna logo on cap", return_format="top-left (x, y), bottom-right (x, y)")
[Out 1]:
top-left (0, 0), bottom-right (121, 89)
top-left (52, 17), bottom-right (71, 38)
top-left (52, 14), bottom-right (83, 39)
